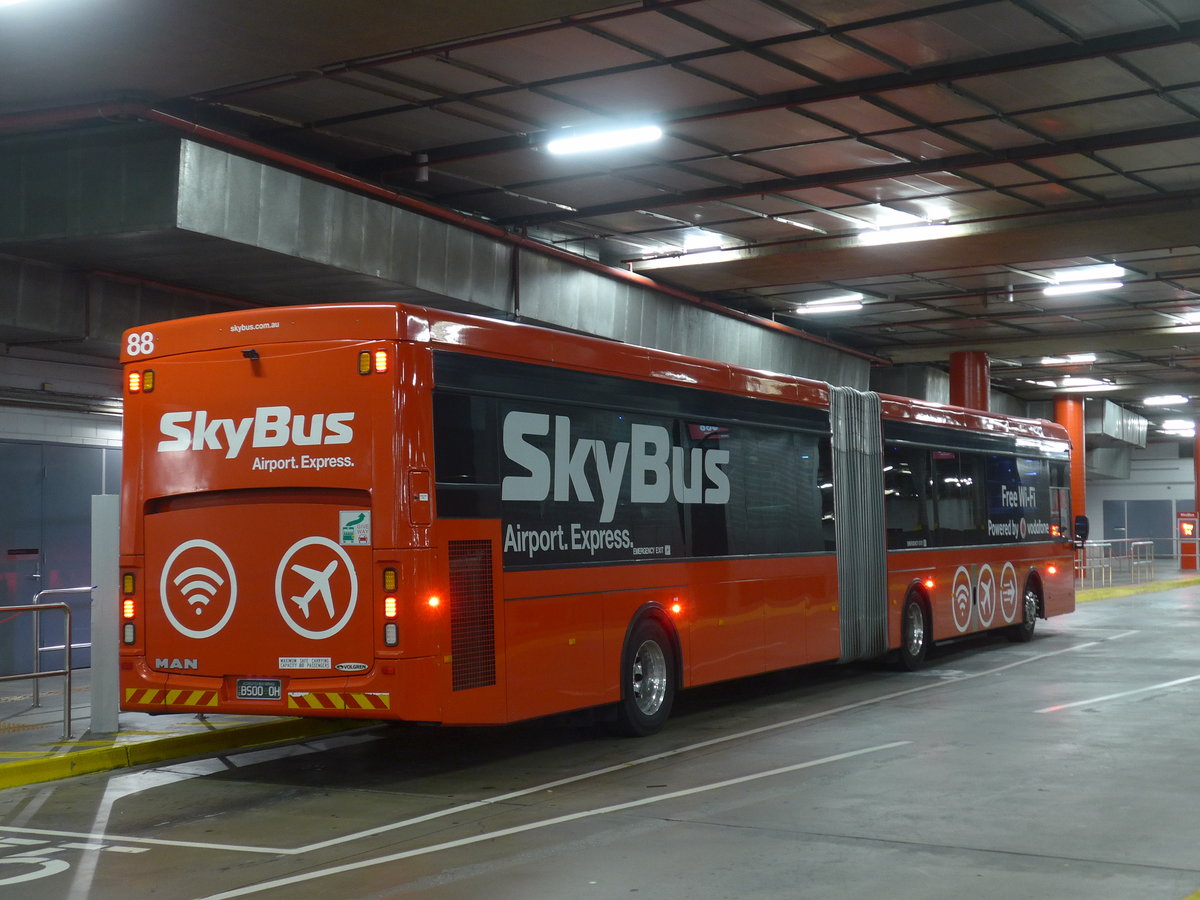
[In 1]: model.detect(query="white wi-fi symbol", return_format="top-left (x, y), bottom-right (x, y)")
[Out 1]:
top-left (174, 566), bottom-right (225, 616)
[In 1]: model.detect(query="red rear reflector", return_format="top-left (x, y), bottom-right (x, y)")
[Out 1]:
top-left (127, 371), bottom-right (142, 393)
top-left (374, 350), bottom-right (389, 373)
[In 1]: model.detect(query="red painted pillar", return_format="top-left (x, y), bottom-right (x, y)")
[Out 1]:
top-left (1054, 395), bottom-right (1086, 527)
top-left (950, 351), bottom-right (990, 410)
top-left (1194, 429), bottom-right (1200, 519)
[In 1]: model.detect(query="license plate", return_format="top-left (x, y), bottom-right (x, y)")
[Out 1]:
top-left (236, 678), bottom-right (281, 701)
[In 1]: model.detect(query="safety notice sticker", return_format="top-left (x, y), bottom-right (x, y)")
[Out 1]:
top-left (339, 510), bottom-right (370, 545)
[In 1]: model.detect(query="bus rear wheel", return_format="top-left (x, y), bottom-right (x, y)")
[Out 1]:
top-left (613, 618), bottom-right (675, 737)
top-left (897, 595), bottom-right (929, 671)
top-left (1008, 588), bottom-right (1039, 643)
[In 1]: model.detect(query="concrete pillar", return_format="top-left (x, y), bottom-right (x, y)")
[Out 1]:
top-left (949, 351), bottom-right (990, 410)
top-left (1054, 396), bottom-right (1087, 527)
top-left (90, 494), bottom-right (120, 734)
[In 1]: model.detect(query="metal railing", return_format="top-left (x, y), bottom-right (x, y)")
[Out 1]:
top-left (0, 585), bottom-right (96, 741)
top-left (1077, 538), bottom-right (1161, 587)
top-left (31, 586), bottom-right (96, 708)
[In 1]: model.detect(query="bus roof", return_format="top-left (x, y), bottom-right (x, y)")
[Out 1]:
top-left (123, 302), bottom-right (1071, 445)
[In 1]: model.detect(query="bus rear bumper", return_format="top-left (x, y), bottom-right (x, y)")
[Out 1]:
top-left (119, 656), bottom-right (444, 722)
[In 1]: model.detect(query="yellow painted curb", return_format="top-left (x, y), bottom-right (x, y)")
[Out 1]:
top-left (0, 717), bottom-right (363, 790)
top-left (1077, 575), bottom-right (1200, 604)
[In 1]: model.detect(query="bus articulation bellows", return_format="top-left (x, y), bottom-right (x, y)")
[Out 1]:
top-left (119, 304), bottom-right (1080, 735)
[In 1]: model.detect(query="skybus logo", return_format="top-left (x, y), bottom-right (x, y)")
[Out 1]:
top-left (157, 407), bottom-right (355, 459)
top-left (501, 411), bottom-right (730, 524)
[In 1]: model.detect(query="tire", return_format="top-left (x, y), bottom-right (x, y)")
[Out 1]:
top-left (1008, 587), bottom-right (1039, 643)
top-left (897, 594), bottom-right (929, 671)
top-left (613, 618), bottom-right (675, 737)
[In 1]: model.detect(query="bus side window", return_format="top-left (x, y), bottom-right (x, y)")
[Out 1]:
top-left (432, 391), bottom-right (500, 518)
top-left (884, 445), bottom-right (929, 549)
top-left (931, 450), bottom-right (986, 547)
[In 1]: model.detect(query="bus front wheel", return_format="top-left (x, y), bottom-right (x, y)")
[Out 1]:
top-left (898, 595), bottom-right (929, 671)
top-left (613, 618), bottom-right (675, 737)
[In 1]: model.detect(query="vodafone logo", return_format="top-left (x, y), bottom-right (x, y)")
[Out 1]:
top-left (274, 537), bottom-right (358, 640)
top-left (160, 540), bottom-right (238, 639)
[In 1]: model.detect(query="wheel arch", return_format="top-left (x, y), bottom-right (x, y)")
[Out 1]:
top-left (901, 578), bottom-right (934, 644)
top-left (622, 601), bottom-right (684, 692)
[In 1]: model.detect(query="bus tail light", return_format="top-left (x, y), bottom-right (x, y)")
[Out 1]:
top-left (358, 350), bottom-right (390, 375)
top-left (126, 370), bottom-right (154, 393)
top-left (384, 596), bottom-right (397, 618)
top-left (122, 574), bottom-right (137, 644)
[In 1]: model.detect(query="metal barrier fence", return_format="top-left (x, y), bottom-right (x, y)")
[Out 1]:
top-left (1077, 539), bottom-right (1159, 587)
top-left (0, 585), bottom-right (96, 741)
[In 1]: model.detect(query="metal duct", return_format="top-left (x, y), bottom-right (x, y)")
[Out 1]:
top-left (1086, 399), bottom-right (1148, 448)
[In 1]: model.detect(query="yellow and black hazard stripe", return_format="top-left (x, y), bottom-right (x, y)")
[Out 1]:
top-left (286, 691), bottom-right (391, 711)
top-left (123, 688), bottom-right (219, 708)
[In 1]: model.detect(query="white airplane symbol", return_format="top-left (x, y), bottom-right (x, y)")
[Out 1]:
top-left (290, 560), bottom-right (339, 618)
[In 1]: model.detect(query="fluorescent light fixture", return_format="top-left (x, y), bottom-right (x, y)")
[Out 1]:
top-left (1162, 418), bottom-right (1194, 430)
top-left (1042, 281), bottom-right (1122, 297)
top-left (1060, 376), bottom-right (1108, 388)
top-left (1053, 264), bottom-right (1125, 283)
top-left (684, 231), bottom-right (723, 251)
top-left (1040, 353), bottom-right (1096, 365)
top-left (1144, 395), bottom-right (1188, 406)
top-left (1179, 311), bottom-right (1200, 324)
top-left (796, 293), bottom-right (864, 314)
top-left (856, 224), bottom-right (961, 247)
top-left (545, 125), bottom-right (663, 155)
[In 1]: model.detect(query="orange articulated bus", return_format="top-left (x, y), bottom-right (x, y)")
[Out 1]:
top-left (118, 303), bottom-right (1080, 735)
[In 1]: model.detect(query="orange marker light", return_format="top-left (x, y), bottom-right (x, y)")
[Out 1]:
top-left (1047, 565), bottom-right (1058, 576)
top-left (923, 577), bottom-right (935, 590)
top-left (122, 598), bottom-right (136, 619)
top-left (670, 601), bottom-right (682, 615)
top-left (427, 595), bottom-right (441, 609)
top-left (374, 350), bottom-right (389, 373)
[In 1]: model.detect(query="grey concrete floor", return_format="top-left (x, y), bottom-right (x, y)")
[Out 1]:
top-left (2, 587), bottom-right (1199, 899)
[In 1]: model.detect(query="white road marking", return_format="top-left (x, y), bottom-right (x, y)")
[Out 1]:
top-left (1036, 673), bottom-right (1200, 713)
top-left (195, 741), bottom-right (913, 900)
